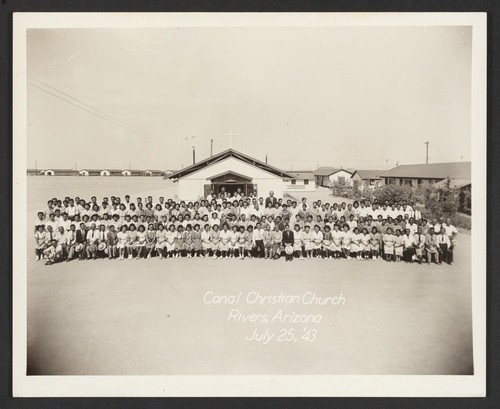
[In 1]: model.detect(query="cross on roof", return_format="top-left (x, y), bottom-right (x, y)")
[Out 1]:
top-left (224, 128), bottom-right (238, 149)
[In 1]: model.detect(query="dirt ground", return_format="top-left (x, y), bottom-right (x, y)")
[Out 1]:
top-left (26, 177), bottom-right (473, 375)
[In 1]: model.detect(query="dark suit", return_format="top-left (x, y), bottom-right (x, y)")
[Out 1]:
top-left (72, 229), bottom-right (87, 259)
top-left (282, 230), bottom-right (294, 260)
top-left (265, 196), bottom-right (278, 208)
top-left (75, 229), bottom-right (86, 243)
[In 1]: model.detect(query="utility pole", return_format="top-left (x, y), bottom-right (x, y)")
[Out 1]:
top-left (210, 139), bottom-right (213, 157)
top-left (35, 160), bottom-right (37, 170)
top-left (192, 146), bottom-right (196, 164)
top-left (265, 154), bottom-right (268, 164)
top-left (425, 141), bottom-right (429, 164)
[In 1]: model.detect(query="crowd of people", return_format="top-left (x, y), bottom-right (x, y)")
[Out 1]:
top-left (33, 188), bottom-right (458, 266)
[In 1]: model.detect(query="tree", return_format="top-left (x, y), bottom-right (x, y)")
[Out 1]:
top-left (424, 178), bottom-right (460, 217)
top-left (373, 184), bottom-right (414, 204)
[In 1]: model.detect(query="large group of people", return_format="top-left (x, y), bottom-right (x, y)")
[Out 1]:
top-left (33, 188), bottom-right (458, 266)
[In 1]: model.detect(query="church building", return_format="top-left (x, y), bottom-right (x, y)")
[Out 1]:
top-left (167, 149), bottom-right (295, 201)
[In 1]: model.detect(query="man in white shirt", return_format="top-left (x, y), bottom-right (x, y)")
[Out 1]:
top-left (289, 201), bottom-right (300, 221)
top-left (442, 218), bottom-right (458, 264)
top-left (86, 223), bottom-right (100, 259)
top-left (250, 204), bottom-right (262, 219)
top-left (58, 213), bottom-right (72, 232)
top-left (34, 211), bottom-right (46, 234)
top-left (54, 226), bottom-right (67, 260)
top-left (206, 189), bottom-right (215, 202)
top-left (402, 228), bottom-right (415, 262)
top-left (252, 222), bottom-right (265, 258)
top-left (436, 227), bottom-right (451, 264)
top-left (45, 213), bottom-right (59, 233)
top-left (66, 200), bottom-right (79, 220)
top-left (65, 224), bottom-right (78, 261)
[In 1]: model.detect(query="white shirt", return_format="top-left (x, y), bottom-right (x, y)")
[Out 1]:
top-left (436, 234), bottom-right (451, 247)
top-left (406, 222), bottom-right (418, 236)
top-left (250, 207), bottom-right (262, 218)
top-left (86, 229), bottom-right (100, 243)
top-left (252, 228), bottom-right (264, 242)
top-left (442, 223), bottom-right (458, 237)
top-left (311, 231), bottom-right (323, 243)
top-left (54, 231), bottom-right (66, 245)
top-left (45, 219), bottom-right (59, 232)
top-left (402, 234), bottom-right (414, 247)
top-left (58, 219), bottom-right (72, 231)
top-left (34, 217), bottom-right (46, 227)
top-left (220, 230), bottom-right (231, 243)
top-left (65, 230), bottom-right (77, 245)
top-left (66, 205), bottom-right (78, 217)
top-left (347, 220), bottom-right (357, 231)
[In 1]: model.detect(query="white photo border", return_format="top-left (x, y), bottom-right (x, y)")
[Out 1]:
top-left (12, 12), bottom-right (487, 397)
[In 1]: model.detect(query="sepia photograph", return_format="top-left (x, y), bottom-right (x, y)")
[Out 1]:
top-left (12, 12), bottom-right (486, 397)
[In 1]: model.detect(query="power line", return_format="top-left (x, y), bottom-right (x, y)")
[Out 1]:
top-left (28, 77), bottom-right (170, 147)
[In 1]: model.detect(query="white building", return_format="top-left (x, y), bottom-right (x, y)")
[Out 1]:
top-left (283, 171), bottom-right (316, 192)
top-left (314, 167), bottom-right (354, 187)
top-left (167, 149), bottom-right (295, 201)
top-left (100, 170), bottom-right (111, 176)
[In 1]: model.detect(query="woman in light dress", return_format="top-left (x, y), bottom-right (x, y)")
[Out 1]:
top-left (228, 225), bottom-right (239, 258)
top-left (126, 223), bottom-right (138, 260)
top-left (350, 227), bottom-right (363, 260)
top-left (117, 225), bottom-right (128, 260)
top-left (369, 226), bottom-right (381, 260)
top-left (360, 227), bottom-right (371, 260)
top-left (271, 225), bottom-right (283, 260)
top-left (393, 229), bottom-right (404, 262)
top-left (341, 224), bottom-right (353, 260)
top-left (201, 224), bottom-right (212, 258)
top-left (165, 224), bottom-right (177, 258)
top-left (155, 223), bottom-right (167, 259)
top-left (191, 224), bottom-right (203, 257)
top-left (301, 225), bottom-right (313, 259)
top-left (311, 225), bottom-right (324, 258)
top-left (145, 223), bottom-right (156, 259)
top-left (263, 224), bottom-right (273, 259)
top-left (382, 227), bottom-right (395, 262)
top-left (135, 224), bottom-right (147, 259)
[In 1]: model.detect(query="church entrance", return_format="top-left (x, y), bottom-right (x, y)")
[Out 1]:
top-left (204, 171), bottom-right (257, 197)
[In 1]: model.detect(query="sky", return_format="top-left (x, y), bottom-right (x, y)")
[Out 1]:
top-left (27, 26), bottom-right (472, 171)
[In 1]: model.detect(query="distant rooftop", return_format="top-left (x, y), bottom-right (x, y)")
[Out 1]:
top-left (286, 171), bottom-right (315, 180)
top-left (382, 162), bottom-right (471, 180)
top-left (314, 167), bottom-right (354, 176)
top-left (352, 170), bottom-right (383, 180)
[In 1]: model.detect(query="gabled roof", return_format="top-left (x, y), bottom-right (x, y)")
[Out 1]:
top-left (313, 167), bottom-right (339, 176)
top-left (207, 170), bottom-right (253, 181)
top-left (314, 167), bottom-right (353, 176)
top-left (167, 149), bottom-right (293, 179)
top-left (352, 170), bottom-right (383, 180)
top-left (382, 162), bottom-right (471, 180)
top-left (433, 178), bottom-right (471, 189)
top-left (43, 168), bottom-right (78, 173)
top-left (286, 171), bottom-right (315, 180)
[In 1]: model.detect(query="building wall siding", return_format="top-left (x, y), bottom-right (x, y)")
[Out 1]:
top-left (177, 157), bottom-right (285, 201)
